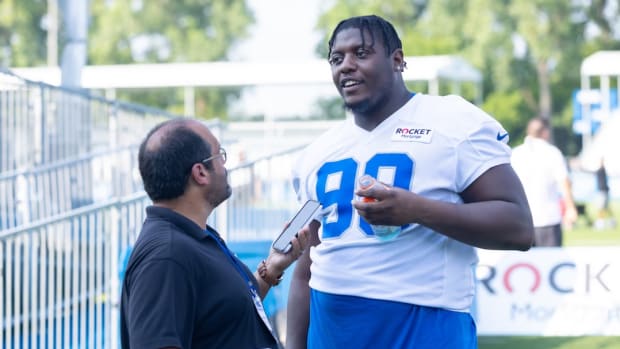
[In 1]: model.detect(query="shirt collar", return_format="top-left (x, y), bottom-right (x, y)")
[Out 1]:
top-left (145, 206), bottom-right (217, 241)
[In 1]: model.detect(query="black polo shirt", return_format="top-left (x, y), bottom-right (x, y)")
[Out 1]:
top-left (120, 206), bottom-right (277, 349)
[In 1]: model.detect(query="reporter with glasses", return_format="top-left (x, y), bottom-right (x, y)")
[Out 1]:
top-left (120, 118), bottom-right (308, 349)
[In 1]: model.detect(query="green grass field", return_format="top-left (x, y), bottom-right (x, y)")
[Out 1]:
top-left (478, 202), bottom-right (620, 349)
top-left (479, 336), bottom-right (620, 349)
top-left (563, 218), bottom-right (620, 247)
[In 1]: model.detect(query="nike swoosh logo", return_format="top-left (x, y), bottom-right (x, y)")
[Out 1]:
top-left (496, 132), bottom-right (509, 141)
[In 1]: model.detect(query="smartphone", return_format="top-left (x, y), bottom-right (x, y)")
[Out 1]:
top-left (272, 200), bottom-right (321, 253)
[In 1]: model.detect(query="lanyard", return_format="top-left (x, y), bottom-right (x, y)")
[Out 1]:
top-left (204, 228), bottom-right (280, 347)
top-left (205, 228), bottom-right (255, 289)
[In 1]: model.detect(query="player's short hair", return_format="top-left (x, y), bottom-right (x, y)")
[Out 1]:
top-left (327, 15), bottom-right (402, 59)
top-left (138, 119), bottom-right (213, 201)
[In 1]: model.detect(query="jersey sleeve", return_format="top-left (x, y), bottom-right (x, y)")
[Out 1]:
top-left (455, 119), bottom-right (512, 192)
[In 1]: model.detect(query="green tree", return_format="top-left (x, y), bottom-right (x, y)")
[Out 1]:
top-left (0, 0), bottom-right (47, 67)
top-left (88, 0), bottom-right (254, 120)
top-left (587, 0), bottom-right (620, 48)
top-left (1, 1), bottom-right (254, 120)
top-left (508, 1), bottom-right (586, 122)
top-left (89, 0), bottom-right (253, 64)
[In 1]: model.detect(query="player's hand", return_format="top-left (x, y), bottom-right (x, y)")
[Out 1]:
top-left (353, 182), bottom-right (419, 226)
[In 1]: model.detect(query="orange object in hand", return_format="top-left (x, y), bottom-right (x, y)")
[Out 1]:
top-left (358, 175), bottom-right (378, 202)
top-left (356, 174), bottom-right (402, 241)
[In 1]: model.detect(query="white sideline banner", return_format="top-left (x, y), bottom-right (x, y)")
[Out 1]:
top-left (475, 247), bottom-right (620, 336)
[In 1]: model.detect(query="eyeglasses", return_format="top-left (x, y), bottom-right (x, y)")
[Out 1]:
top-left (201, 148), bottom-right (227, 165)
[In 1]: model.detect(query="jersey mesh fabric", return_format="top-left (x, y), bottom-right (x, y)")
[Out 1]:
top-left (292, 94), bottom-right (511, 312)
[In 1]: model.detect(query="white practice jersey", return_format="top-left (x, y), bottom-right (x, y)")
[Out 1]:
top-left (292, 93), bottom-right (511, 312)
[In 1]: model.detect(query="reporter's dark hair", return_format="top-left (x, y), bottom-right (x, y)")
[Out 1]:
top-left (138, 119), bottom-right (212, 201)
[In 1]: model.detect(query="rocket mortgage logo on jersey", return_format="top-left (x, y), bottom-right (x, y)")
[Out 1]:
top-left (391, 127), bottom-right (433, 143)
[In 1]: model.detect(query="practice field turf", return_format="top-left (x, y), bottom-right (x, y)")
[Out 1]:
top-left (563, 218), bottom-right (620, 246)
top-left (479, 336), bottom-right (620, 348)
top-left (479, 201), bottom-right (620, 349)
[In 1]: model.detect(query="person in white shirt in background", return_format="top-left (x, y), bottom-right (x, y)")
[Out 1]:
top-left (512, 117), bottom-right (578, 247)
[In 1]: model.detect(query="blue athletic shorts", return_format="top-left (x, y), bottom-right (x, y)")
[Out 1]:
top-left (308, 289), bottom-right (477, 349)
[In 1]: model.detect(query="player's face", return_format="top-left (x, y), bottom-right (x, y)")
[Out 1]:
top-left (328, 28), bottom-right (396, 115)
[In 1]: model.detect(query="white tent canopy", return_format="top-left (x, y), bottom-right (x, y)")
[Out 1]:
top-left (12, 55), bottom-right (481, 88)
top-left (578, 112), bottom-right (620, 176)
top-left (11, 55), bottom-right (482, 119)
top-left (578, 50), bottom-right (620, 176)
top-left (580, 51), bottom-right (620, 77)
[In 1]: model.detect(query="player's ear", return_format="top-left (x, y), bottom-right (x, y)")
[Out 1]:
top-left (392, 48), bottom-right (405, 72)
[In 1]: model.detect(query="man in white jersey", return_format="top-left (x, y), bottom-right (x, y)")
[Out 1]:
top-left (511, 117), bottom-right (578, 246)
top-left (286, 15), bottom-right (534, 349)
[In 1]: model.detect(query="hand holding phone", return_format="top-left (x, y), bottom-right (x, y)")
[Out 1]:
top-left (272, 200), bottom-right (321, 253)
